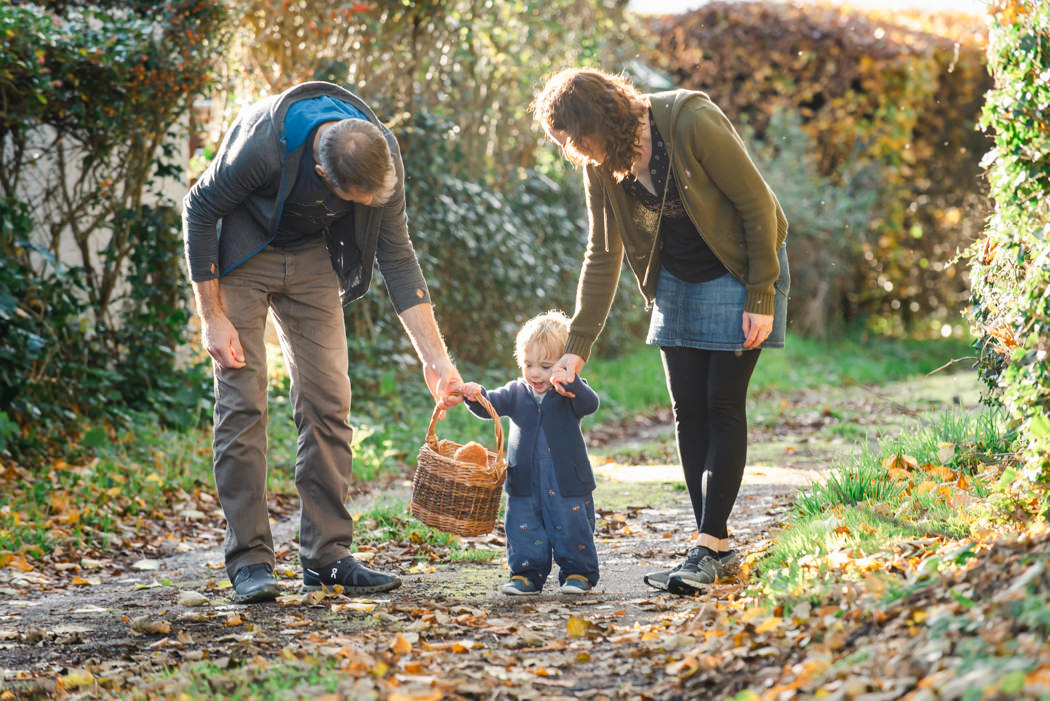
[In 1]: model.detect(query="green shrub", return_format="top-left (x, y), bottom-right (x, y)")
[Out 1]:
top-left (0, 1), bottom-right (226, 454)
top-left (967, 0), bottom-right (1050, 482)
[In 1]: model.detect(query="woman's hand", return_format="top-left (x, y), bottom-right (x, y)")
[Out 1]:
top-left (742, 311), bottom-right (774, 349)
top-left (550, 353), bottom-right (585, 397)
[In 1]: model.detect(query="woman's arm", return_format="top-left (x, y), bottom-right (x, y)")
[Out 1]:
top-left (563, 167), bottom-right (624, 362)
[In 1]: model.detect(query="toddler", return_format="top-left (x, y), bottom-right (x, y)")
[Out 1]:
top-left (461, 310), bottom-right (600, 595)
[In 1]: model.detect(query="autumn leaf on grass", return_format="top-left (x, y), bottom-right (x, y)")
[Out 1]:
top-left (921, 463), bottom-right (956, 482)
top-left (882, 453), bottom-right (918, 471)
top-left (567, 615), bottom-right (590, 638)
top-left (937, 442), bottom-right (955, 464)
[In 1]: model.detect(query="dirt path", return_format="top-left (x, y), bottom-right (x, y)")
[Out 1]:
top-left (0, 372), bottom-right (982, 699)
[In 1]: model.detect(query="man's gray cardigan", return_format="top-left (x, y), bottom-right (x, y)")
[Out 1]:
top-left (182, 81), bottom-right (429, 311)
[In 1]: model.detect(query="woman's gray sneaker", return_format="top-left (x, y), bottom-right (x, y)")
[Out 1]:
top-left (667, 548), bottom-right (738, 595)
top-left (644, 548), bottom-right (737, 592)
top-left (643, 563), bottom-right (682, 591)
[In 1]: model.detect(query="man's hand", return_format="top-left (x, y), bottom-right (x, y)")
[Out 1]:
top-left (192, 279), bottom-right (245, 369)
top-left (550, 352), bottom-right (585, 397)
top-left (201, 314), bottom-right (245, 369)
top-left (424, 361), bottom-right (464, 419)
top-left (742, 311), bottom-right (774, 349)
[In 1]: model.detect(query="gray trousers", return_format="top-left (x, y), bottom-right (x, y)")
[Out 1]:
top-left (213, 238), bottom-right (355, 579)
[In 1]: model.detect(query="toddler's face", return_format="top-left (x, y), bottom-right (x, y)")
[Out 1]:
top-left (520, 346), bottom-right (556, 395)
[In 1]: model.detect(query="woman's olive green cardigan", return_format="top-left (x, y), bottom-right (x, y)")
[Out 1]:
top-left (564, 90), bottom-right (788, 360)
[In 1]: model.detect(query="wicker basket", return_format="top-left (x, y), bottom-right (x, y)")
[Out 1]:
top-left (410, 394), bottom-right (507, 537)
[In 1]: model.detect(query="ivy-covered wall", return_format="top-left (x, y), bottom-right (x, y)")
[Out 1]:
top-left (0, 1), bottom-right (227, 454)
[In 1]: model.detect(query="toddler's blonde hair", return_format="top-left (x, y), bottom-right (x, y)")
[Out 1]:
top-left (514, 310), bottom-right (570, 367)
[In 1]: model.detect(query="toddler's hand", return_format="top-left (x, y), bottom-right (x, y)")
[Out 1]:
top-left (461, 382), bottom-right (483, 402)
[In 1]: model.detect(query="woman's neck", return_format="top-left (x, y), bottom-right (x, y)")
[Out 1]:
top-left (630, 112), bottom-right (652, 180)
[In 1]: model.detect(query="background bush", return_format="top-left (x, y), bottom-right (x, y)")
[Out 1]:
top-left (647, 2), bottom-right (991, 335)
top-left (966, 0), bottom-right (1050, 482)
top-left (0, 0), bottom-right (226, 454)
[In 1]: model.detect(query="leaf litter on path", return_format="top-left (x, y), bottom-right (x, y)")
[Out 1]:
top-left (2, 371), bottom-right (1046, 699)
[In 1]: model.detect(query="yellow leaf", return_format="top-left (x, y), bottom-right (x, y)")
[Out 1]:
top-left (882, 453), bottom-right (918, 471)
top-left (145, 473), bottom-right (162, 484)
top-left (936, 442), bottom-right (955, 464)
top-left (923, 464), bottom-right (955, 482)
top-left (225, 615), bottom-right (243, 627)
top-left (61, 670), bottom-right (95, 688)
top-left (567, 615), bottom-right (590, 638)
top-left (754, 616), bottom-right (782, 634)
top-left (391, 633), bottom-right (412, 655)
top-left (370, 662), bottom-right (389, 677)
top-left (7, 553), bottom-right (33, 572)
top-left (915, 480), bottom-right (937, 495)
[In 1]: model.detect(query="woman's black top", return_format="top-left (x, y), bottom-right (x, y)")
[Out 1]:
top-left (620, 109), bottom-right (728, 283)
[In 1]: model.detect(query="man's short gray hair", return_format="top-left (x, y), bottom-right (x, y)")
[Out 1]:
top-left (317, 119), bottom-right (398, 205)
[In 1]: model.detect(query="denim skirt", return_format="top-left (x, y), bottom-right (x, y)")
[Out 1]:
top-left (646, 245), bottom-right (789, 351)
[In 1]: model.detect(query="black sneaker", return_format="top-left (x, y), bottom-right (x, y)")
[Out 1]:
top-left (231, 563), bottom-right (280, 603)
top-left (667, 547), bottom-right (736, 595)
top-left (302, 556), bottom-right (402, 595)
top-left (645, 548), bottom-right (737, 592)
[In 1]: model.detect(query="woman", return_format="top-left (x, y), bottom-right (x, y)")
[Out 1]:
top-left (532, 68), bottom-right (789, 596)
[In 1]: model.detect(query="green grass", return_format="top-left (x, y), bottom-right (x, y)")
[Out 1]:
top-left (137, 659), bottom-right (349, 701)
top-left (561, 330), bottom-right (975, 426)
top-left (447, 547), bottom-right (502, 563)
top-left (0, 416), bottom-right (214, 556)
top-left (352, 499), bottom-right (462, 553)
top-left (757, 405), bottom-right (1012, 602)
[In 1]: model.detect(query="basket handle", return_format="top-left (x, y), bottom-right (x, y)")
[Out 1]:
top-left (426, 391), bottom-right (506, 469)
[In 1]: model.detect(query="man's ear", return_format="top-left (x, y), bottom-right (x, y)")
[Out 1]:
top-left (314, 164), bottom-right (327, 180)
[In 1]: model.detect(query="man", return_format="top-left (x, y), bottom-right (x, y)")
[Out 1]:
top-left (183, 81), bottom-right (463, 603)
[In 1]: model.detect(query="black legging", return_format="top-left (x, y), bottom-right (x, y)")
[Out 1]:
top-left (660, 346), bottom-right (760, 539)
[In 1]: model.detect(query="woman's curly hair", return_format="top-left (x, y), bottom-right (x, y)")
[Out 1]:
top-left (531, 68), bottom-right (647, 182)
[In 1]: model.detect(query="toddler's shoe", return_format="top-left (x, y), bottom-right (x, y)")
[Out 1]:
top-left (500, 575), bottom-right (541, 596)
top-left (560, 574), bottom-right (592, 594)
top-left (302, 556), bottom-right (402, 595)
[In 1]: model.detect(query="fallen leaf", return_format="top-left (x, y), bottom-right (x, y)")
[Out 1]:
top-left (754, 616), bottom-right (783, 634)
top-left (60, 670), bottom-right (95, 688)
top-left (129, 616), bottom-right (171, 635)
top-left (567, 615), bottom-right (590, 638)
top-left (391, 633), bottom-right (412, 655)
top-left (178, 591), bottom-right (209, 607)
top-left (132, 559), bottom-right (161, 571)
